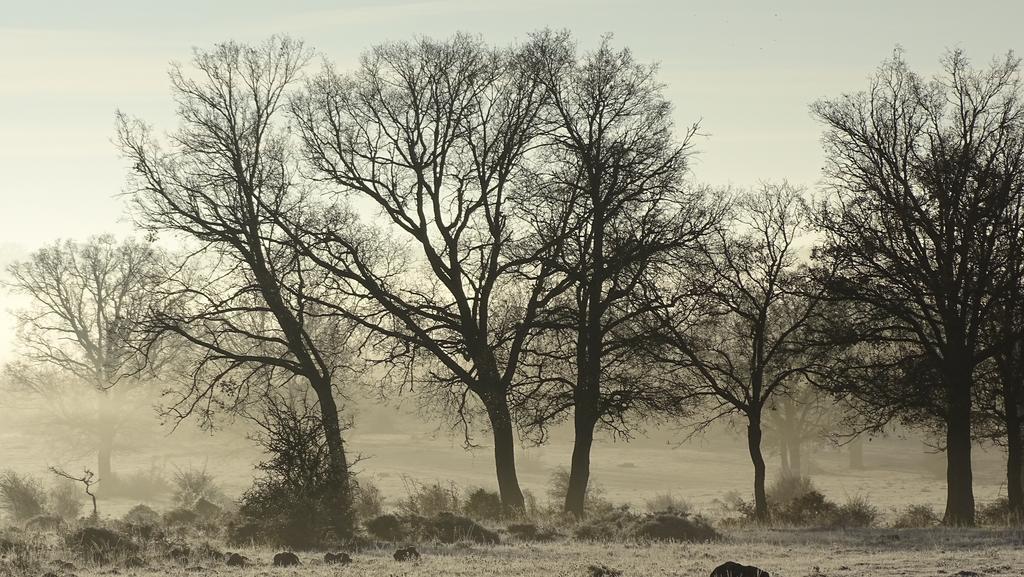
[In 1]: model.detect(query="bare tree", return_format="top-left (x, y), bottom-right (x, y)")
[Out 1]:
top-left (288, 35), bottom-right (572, 510)
top-left (810, 49), bottom-right (1024, 525)
top-left (50, 466), bottom-right (98, 519)
top-left (516, 32), bottom-right (718, 516)
top-left (5, 235), bottom-right (165, 489)
top-left (117, 37), bottom-right (360, 535)
top-left (651, 183), bottom-right (830, 521)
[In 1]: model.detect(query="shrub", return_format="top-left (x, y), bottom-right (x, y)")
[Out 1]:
top-left (238, 394), bottom-right (355, 549)
top-left (353, 478), bottom-right (385, 520)
top-left (420, 512), bottom-right (499, 544)
top-left (463, 488), bottom-right (504, 521)
top-left (767, 473), bottom-right (816, 505)
top-left (123, 504), bottom-right (161, 526)
top-left (192, 497), bottom-right (222, 520)
top-left (365, 513), bottom-right (410, 541)
top-left (24, 514), bottom-right (65, 532)
top-left (397, 478), bottom-right (460, 517)
top-left (774, 490), bottom-right (838, 525)
top-left (634, 511), bottom-right (720, 541)
top-left (574, 507), bottom-right (639, 540)
top-left (644, 493), bottom-right (692, 515)
top-left (65, 526), bottom-right (139, 562)
top-left (163, 507), bottom-right (200, 526)
top-left (891, 503), bottom-right (940, 528)
top-left (831, 495), bottom-right (878, 528)
top-left (506, 522), bottom-right (561, 542)
top-left (978, 497), bottom-right (1023, 526)
top-left (171, 466), bottom-right (225, 509)
top-left (0, 471), bottom-right (47, 521)
top-left (48, 479), bottom-right (83, 520)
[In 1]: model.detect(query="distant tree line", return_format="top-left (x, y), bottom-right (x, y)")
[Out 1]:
top-left (6, 34), bottom-right (1024, 531)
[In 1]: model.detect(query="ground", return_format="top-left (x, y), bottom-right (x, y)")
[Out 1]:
top-left (15, 529), bottom-right (1024, 577)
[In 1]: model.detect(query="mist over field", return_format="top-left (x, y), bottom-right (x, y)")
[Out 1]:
top-left (4, 3), bottom-right (1024, 577)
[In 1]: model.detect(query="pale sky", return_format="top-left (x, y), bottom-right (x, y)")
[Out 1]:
top-left (0, 0), bottom-right (1022, 356)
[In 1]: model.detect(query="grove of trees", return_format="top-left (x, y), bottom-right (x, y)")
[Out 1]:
top-left (6, 36), bottom-right (1024, 530)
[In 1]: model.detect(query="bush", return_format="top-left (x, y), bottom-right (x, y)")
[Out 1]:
top-left (768, 473), bottom-right (816, 505)
top-left (978, 497), bottom-right (1023, 526)
top-left (420, 512), bottom-right (499, 544)
top-left (644, 493), bottom-right (692, 515)
top-left (463, 488), bottom-right (504, 521)
top-left (891, 503), bottom-right (940, 528)
top-left (573, 507), bottom-right (639, 540)
top-left (123, 504), bottom-right (161, 526)
top-left (238, 394), bottom-right (355, 549)
top-left (163, 507), bottom-right (200, 526)
top-left (831, 495), bottom-right (878, 528)
top-left (48, 479), bottom-right (83, 520)
top-left (397, 478), bottom-right (460, 517)
top-left (365, 513), bottom-right (410, 541)
top-left (0, 471), bottom-right (47, 521)
top-left (353, 478), bottom-right (385, 520)
top-left (171, 467), bottom-right (225, 509)
top-left (774, 490), bottom-right (838, 525)
top-left (66, 526), bottom-right (139, 562)
top-left (505, 522), bottom-right (561, 542)
top-left (24, 514), bottom-right (65, 532)
top-left (364, 512), bottom-right (498, 544)
top-left (634, 511), bottom-right (720, 541)
top-left (192, 497), bottom-right (222, 520)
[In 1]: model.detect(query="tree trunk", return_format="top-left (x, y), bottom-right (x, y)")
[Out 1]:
top-left (97, 426), bottom-right (114, 491)
top-left (564, 406), bottom-right (597, 517)
top-left (788, 436), bottom-right (802, 477)
top-left (484, 396), bottom-right (526, 512)
top-left (943, 361), bottom-right (975, 526)
top-left (747, 414), bottom-right (768, 521)
top-left (313, 381), bottom-right (354, 537)
top-left (1004, 378), bottom-right (1023, 516)
top-left (849, 436), bottom-right (864, 470)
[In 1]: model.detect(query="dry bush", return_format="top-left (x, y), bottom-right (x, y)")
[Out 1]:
top-left (0, 471), bottom-right (47, 521)
top-left (891, 504), bottom-right (940, 528)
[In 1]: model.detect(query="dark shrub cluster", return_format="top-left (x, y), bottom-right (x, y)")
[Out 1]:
top-left (364, 512), bottom-right (498, 544)
top-left (0, 471), bottom-right (47, 521)
top-left (65, 526), bottom-right (140, 563)
top-left (890, 504), bottom-right (940, 528)
top-left (574, 508), bottom-right (720, 542)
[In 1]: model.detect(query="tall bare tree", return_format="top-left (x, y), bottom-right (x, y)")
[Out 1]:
top-left (5, 235), bottom-right (164, 488)
top-left (651, 183), bottom-right (830, 521)
top-left (117, 37), bottom-right (360, 535)
top-left (810, 49), bottom-right (1024, 525)
top-left (288, 34), bottom-right (572, 510)
top-left (517, 32), bottom-right (717, 516)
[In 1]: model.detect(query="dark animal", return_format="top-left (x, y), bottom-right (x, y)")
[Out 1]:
top-left (225, 552), bottom-right (250, 567)
top-left (393, 546), bottom-right (420, 561)
top-left (324, 552), bottom-right (352, 565)
top-left (710, 562), bottom-right (770, 577)
top-left (273, 552), bottom-right (301, 567)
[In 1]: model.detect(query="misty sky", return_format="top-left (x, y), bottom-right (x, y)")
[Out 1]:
top-left (0, 0), bottom-right (1022, 356)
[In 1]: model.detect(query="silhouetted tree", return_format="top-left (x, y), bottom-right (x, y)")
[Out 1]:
top-left (810, 49), bottom-right (1024, 525)
top-left (651, 183), bottom-right (830, 521)
top-left (516, 32), bottom-right (718, 516)
top-left (5, 235), bottom-right (165, 488)
top-left (288, 34), bottom-right (572, 511)
top-left (117, 37), bottom-right (360, 536)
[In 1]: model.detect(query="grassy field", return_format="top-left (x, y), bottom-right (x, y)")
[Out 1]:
top-left (7, 528), bottom-right (1024, 577)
